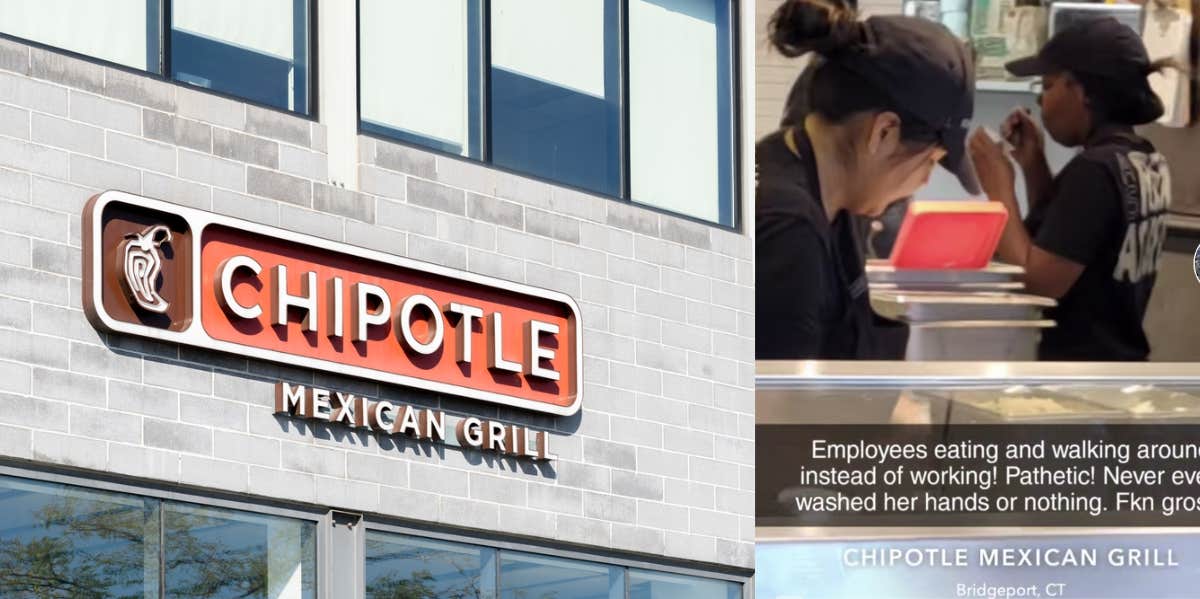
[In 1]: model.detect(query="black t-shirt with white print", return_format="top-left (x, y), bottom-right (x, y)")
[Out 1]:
top-left (1026, 128), bottom-right (1171, 361)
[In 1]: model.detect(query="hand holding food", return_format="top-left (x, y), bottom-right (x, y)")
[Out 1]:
top-left (968, 127), bottom-right (1017, 209)
top-left (1001, 107), bottom-right (1045, 173)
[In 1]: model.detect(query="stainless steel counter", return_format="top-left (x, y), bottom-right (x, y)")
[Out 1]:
top-left (757, 360), bottom-right (1200, 425)
top-left (758, 525), bottom-right (1200, 542)
top-left (754, 359), bottom-right (1200, 590)
top-left (865, 261), bottom-right (1056, 360)
top-left (757, 360), bottom-right (1200, 388)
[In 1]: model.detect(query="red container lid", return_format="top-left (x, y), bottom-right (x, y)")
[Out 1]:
top-left (889, 201), bottom-right (1009, 269)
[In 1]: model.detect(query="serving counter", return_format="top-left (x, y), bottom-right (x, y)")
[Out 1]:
top-left (758, 360), bottom-right (1200, 425)
top-left (755, 361), bottom-right (1200, 598)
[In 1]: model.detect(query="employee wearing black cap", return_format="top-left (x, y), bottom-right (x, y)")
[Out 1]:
top-left (778, 0), bottom-right (911, 265)
top-left (969, 17), bottom-right (1175, 361)
top-left (756, 0), bottom-right (978, 360)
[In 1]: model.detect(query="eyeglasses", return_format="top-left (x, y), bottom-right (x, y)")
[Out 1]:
top-left (1024, 80), bottom-right (1046, 105)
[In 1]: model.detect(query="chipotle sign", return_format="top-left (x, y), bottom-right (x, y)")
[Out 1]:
top-left (83, 191), bottom-right (582, 416)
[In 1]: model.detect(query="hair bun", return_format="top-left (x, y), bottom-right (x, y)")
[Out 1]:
top-left (769, 0), bottom-right (862, 58)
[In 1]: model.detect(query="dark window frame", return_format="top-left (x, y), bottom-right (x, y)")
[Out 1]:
top-left (354, 0), bottom-right (743, 232)
top-left (0, 0), bottom-right (319, 120)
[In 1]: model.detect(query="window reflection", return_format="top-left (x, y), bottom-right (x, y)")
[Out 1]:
top-left (365, 532), bottom-right (497, 599)
top-left (500, 552), bottom-right (623, 599)
top-left (0, 476), bottom-right (160, 598)
top-left (0, 474), bottom-right (742, 599)
top-left (170, 0), bottom-right (311, 114)
top-left (629, 0), bottom-right (735, 225)
top-left (489, 0), bottom-right (621, 197)
top-left (0, 0), bottom-right (161, 72)
top-left (629, 569), bottom-right (741, 599)
top-left (359, 0), bottom-right (484, 158)
top-left (163, 502), bottom-right (316, 599)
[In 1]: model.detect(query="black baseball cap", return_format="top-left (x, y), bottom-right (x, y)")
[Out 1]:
top-left (839, 16), bottom-right (981, 195)
top-left (1006, 17), bottom-right (1164, 124)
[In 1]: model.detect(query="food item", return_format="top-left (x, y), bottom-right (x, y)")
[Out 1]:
top-left (975, 396), bottom-right (1073, 416)
top-left (1096, 390), bottom-right (1200, 416)
top-left (951, 388), bottom-right (1105, 419)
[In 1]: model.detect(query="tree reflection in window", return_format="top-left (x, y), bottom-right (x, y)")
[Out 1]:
top-left (365, 532), bottom-right (497, 599)
top-left (0, 475), bottom-right (317, 599)
top-left (164, 503), bottom-right (316, 599)
top-left (0, 477), bottom-right (159, 598)
top-left (499, 551), bottom-right (623, 599)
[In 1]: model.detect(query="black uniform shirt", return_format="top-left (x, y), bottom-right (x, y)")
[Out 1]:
top-left (1027, 128), bottom-right (1170, 361)
top-left (755, 128), bottom-right (906, 360)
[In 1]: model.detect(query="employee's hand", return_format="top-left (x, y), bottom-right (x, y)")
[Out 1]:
top-left (1001, 108), bottom-right (1046, 174)
top-left (968, 128), bottom-right (1017, 208)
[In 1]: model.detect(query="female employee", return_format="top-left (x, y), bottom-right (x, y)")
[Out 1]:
top-left (968, 17), bottom-right (1174, 361)
top-left (756, 0), bottom-right (979, 359)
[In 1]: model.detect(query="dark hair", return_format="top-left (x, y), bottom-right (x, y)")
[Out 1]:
top-left (1074, 59), bottom-right (1183, 126)
top-left (769, 0), bottom-right (939, 143)
top-left (768, 0), bottom-right (861, 58)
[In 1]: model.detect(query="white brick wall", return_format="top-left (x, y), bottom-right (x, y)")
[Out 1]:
top-left (0, 37), bottom-right (755, 569)
top-left (756, 0), bottom-right (904, 138)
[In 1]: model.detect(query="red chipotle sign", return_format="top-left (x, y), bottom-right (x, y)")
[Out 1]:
top-left (83, 191), bottom-right (582, 416)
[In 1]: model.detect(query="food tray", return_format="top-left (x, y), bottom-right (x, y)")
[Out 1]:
top-left (866, 260), bottom-right (1024, 286)
top-left (869, 281), bottom-right (1026, 292)
top-left (871, 290), bottom-right (1056, 323)
top-left (889, 201), bottom-right (1009, 269)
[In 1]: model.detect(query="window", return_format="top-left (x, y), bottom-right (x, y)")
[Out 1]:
top-left (358, 1), bottom-right (738, 227)
top-left (629, 569), bottom-right (743, 599)
top-left (0, 0), bottom-right (161, 72)
top-left (489, 0), bottom-right (621, 198)
top-left (0, 476), bottom-right (160, 597)
top-left (365, 532), bottom-right (496, 598)
top-left (169, 0), bottom-right (312, 114)
top-left (0, 474), bottom-right (318, 599)
top-left (0, 0), bottom-right (313, 115)
top-left (629, 0), bottom-right (735, 225)
top-left (164, 502), bottom-right (317, 598)
top-left (364, 529), bottom-right (743, 599)
top-left (0, 472), bottom-right (742, 599)
top-left (500, 551), bottom-right (623, 599)
top-left (359, 0), bottom-right (483, 158)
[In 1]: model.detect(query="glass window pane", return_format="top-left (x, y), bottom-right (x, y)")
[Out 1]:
top-left (499, 551), bottom-right (622, 599)
top-left (360, 0), bottom-right (483, 158)
top-left (0, 0), bottom-right (160, 72)
top-left (490, 0), bottom-right (621, 197)
top-left (629, 569), bottom-right (742, 599)
top-left (629, 0), bottom-right (735, 225)
top-left (365, 531), bottom-right (497, 599)
top-left (170, 0), bottom-right (311, 114)
top-left (0, 475), bottom-right (160, 598)
top-left (164, 502), bottom-right (316, 599)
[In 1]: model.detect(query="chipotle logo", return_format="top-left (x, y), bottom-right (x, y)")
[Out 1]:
top-left (83, 191), bottom-right (582, 416)
top-left (119, 225), bottom-right (173, 313)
